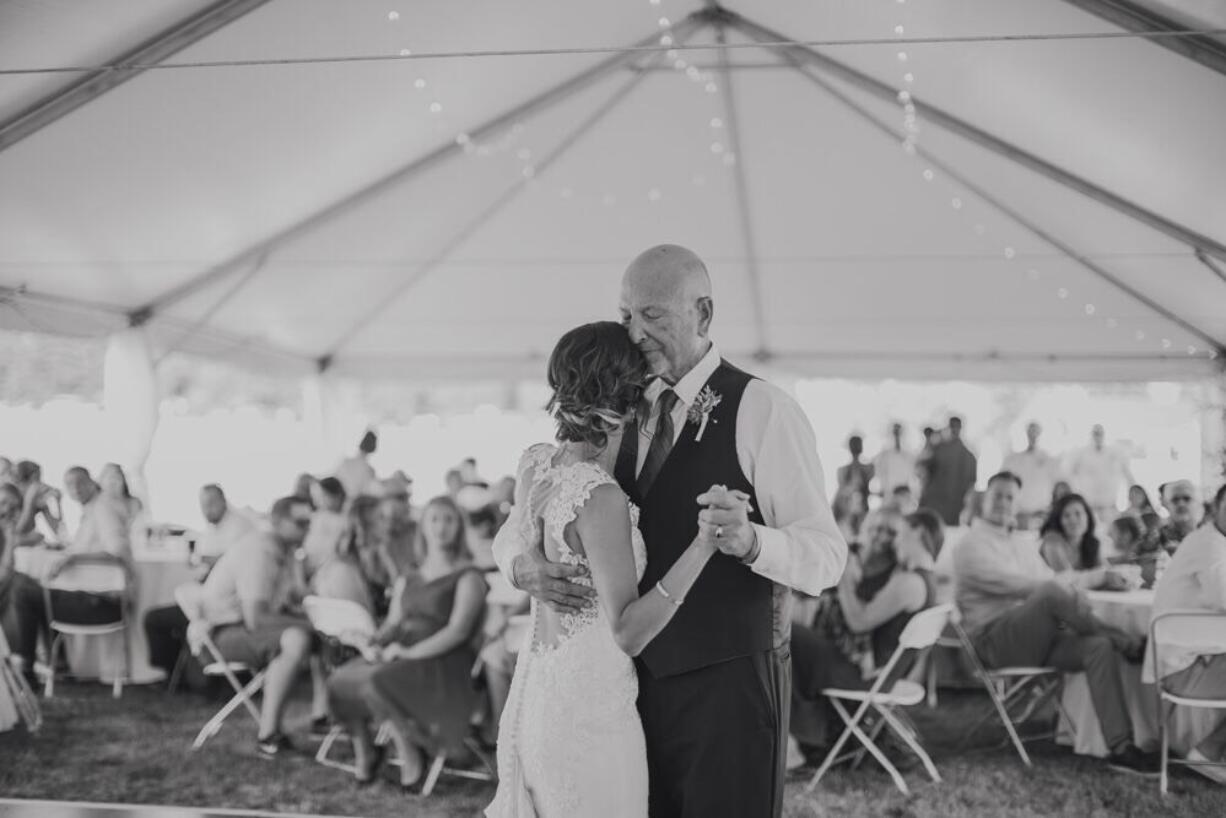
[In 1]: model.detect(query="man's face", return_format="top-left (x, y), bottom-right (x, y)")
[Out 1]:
top-left (1164, 482), bottom-right (1198, 523)
top-left (619, 270), bottom-right (708, 383)
top-left (64, 470), bottom-right (94, 504)
top-left (273, 503), bottom-right (311, 547)
top-left (1026, 423), bottom-right (1041, 446)
top-left (1092, 425), bottom-right (1105, 448)
top-left (199, 489), bottom-right (227, 525)
top-left (982, 479), bottom-right (1017, 525)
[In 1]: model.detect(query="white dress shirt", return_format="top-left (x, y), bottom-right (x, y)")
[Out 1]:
top-left (1001, 447), bottom-right (1061, 515)
top-left (196, 508), bottom-right (259, 560)
top-left (873, 447), bottom-right (916, 495)
top-left (1066, 446), bottom-right (1130, 511)
top-left (1143, 522), bottom-right (1226, 682)
top-left (493, 342), bottom-right (847, 599)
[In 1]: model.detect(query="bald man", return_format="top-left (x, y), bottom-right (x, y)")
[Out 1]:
top-left (494, 245), bottom-right (847, 817)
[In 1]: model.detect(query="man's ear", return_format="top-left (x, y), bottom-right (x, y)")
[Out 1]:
top-left (697, 296), bottom-right (714, 335)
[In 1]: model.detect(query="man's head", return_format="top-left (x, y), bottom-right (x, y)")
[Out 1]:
top-left (63, 466), bottom-right (97, 505)
top-left (1212, 484), bottom-right (1226, 536)
top-left (889, 484), bottom-right (916, 514)
top-left (1026, 421), bottom-right (1041, 447)
top-left (1091, 424), bottom-right (1105, 449)
top-left (460, 458), bottom-right (479, 482)
top-left (1162, 479), bottom-right (1199, 524)
top-left (269, 495), bottom-right (311, 548)
top-left (848, 435), bottom-right (864, 459)
top-left (948, 416), bottom-right (963, 438)
top-left (358, 430), bottom-right (378, 456)
top-left (891, 422), bottom-right (903, 445)
top-left (444, 469), bottom-right (464, 497)
top-left (982, 471), bottom-right (1022, 527)
top-left (314, 476), bottom-right (346, 513)
top-left (619, 244), bottom-right (714, 383)
top-left (199, 484), bottom-right (228, 525)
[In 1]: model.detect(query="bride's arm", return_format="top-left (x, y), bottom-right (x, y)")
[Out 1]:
top-left (577, 484), bottom-right (716, 657)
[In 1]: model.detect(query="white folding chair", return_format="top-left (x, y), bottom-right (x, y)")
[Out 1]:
top-left (1151, 610), bottom-right (1226, 794)
top-left (808, 604), bottom-right (952, 796)
top-left (303, 595), bottom-right (379, 773)
top-left (174, 583), bottom-right (268, 750)
top-left (0, 626), bottom-right (41, 733)
top-left (947, 610), bottom-right (1074, 765)
top-left (42, 557), bottom-right (131, 699)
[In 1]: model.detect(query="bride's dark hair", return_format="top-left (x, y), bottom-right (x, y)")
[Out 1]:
top-left (546, 321), bottom-right (649, 450)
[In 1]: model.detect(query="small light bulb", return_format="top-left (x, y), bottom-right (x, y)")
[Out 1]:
top-left (894, 25), bottom-right (905, 36)
top-left (399, 48), bottom-right (411, 56)
top-left (922, 169), bottom-right (934, 182)
top-left (902, 140), bottom-right (916, 155)
top-left (647, 188), bottom-right (662, 202)
top-left (388, 11), bottom-right (400, 21)
top-left (429, 101), bottom-right (442, 113)
top-left (705, 82), bottom-right (718, 93)
top-left (1135, 330), bottom-right (1146, 341)
top-left (1084, 303), bottom-right (1096, 315)
top-left (1162, 338), bottom-right (1172, 349)
top-left (1003, 247), bottom-right (1015, 259)
top-left (1057, 287), bottom-right (1069, 299)
top-left (455, 133), bottom-right (470, 145)
top-left (660, 35), bottom-right (673, 46)
top-left (897, 51), bottom-right (908, 62)
top-left (951, 197), bottom-right (963, 210)
top-left (1187, 345), bottom-right (1197, 355)
top-left (903, 72), bottom-right (914, 84)
top-left (897, 91), bottom-right (912, 104)
top-left (414, 78), bottom-right (426, 90)
top-left (521, 166), bottom-right (535, 179)
top-left (710, 117), bottom-right (724, 129)
top-left (711, 142), bottom-right (725, 154)
top-left (659, 17), bottom-right (670, 28)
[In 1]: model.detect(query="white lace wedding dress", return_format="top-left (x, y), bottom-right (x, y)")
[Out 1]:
top-left (486, 443), bottom-right (649, 818)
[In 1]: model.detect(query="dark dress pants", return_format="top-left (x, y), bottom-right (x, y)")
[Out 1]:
top-left (637, 645), bottom-right (790, 818)
top-left (144, 604), bottom-right (189, 678)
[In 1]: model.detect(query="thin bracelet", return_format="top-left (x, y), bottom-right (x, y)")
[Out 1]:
top-left (656, 580), bottom-right (683, 607)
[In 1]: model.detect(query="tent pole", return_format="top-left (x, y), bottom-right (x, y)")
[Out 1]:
top-left (724, 10), bottom-right (1226, 266)
top-left (1196, 250), bottom-right (1226, 288)
top-left (713, 24), bottom-right (770, 359)
top-left (766, 47), bottom-right (1226, 357)
top-left (152, 251), bottom-right (270, 364)
top-left (321, 19), bottom-right (703, 358)
top-left (132, 14), bottom-right (707, 322)
top-left (1059, 0), bottom-right (1226, 78)
top-left (0, 0), bottom-right (272, 153)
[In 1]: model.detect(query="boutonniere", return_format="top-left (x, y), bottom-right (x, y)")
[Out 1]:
top-left (687, 386), bottom-right (723, 442)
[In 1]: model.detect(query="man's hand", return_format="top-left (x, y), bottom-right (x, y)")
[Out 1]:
top-left (696, 485), bottom-right (758, 562)
top-left (511, 537), bottom-right (594, 614)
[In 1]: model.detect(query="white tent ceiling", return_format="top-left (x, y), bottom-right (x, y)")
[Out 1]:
top-left (1, 0), bottom-right (1225, 382)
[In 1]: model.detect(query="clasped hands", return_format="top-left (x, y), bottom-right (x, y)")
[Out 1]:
top-left (512, 483), bottom-right (758, 614)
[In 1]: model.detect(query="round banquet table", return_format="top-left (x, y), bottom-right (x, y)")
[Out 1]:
top-left (1056, 588), bottom-right (1225, 757)
top-left (14, 542), bottom-right (197, 685)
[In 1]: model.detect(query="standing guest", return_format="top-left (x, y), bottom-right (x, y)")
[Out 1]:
top-left (444, 469), bottom-right (464, 499)
top-left (144, 484), bottom-right (257, 685)
top-left (0, 457), bottom-right (15, 486)
top-left (459, 457), bottom-right (487, 488)
top-left (918, 417), bottom-right (978, 527)
top-left (1066, 424), bottom-right (1135, 521)
top-left (873, 422), bottom-right (916, 499)
top-left (1157, 480), bottom-right (1201, 553)
top-left (327, 496), bottom-right (487, 787)
top-left (336, 431), bottom-right (379, 500)
top-left (291, 473), bottom-right (317, 510)
top-left (1002, 422), bottom-right (1062, 529)
top-left (302, 477), bottom-right (372, 612)
top-left (884, 484), bottom-right (917, 515)
top-left (954, 472), bottom-right (1155, 775)
top-left (1, 483), bottom-right (44, 685)
top-left (1143, 483), bottom-right (1226, 783)
top-left (346, 496), bottom-right (392, 616)
top-left (199, 496), bottom-right (327, 756)
top-left (13, 460), bottom-right (61, 547)
top-left (836, 435), bottom-right (875, 501)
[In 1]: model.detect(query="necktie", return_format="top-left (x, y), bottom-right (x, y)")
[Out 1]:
top-left (637, 389), bottom-right (679, 497)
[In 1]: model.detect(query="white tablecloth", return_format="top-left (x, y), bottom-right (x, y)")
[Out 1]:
top-left (14, 544), bottom-right (196, 685)
top-left (1056, 589), bottom-right (1224, 757)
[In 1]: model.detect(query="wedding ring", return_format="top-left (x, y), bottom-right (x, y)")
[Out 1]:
top-left (715, 525), bottom-right (724, 539)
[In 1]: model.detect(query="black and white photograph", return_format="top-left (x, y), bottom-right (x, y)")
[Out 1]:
top-left (1, 1), bottom-right (1226, 816)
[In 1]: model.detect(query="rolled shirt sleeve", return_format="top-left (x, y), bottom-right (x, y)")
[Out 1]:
top-left (738, 380), bottom-right (848, 596)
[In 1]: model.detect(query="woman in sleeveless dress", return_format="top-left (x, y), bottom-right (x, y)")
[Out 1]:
top-left (327, 495), bottom-right (487, 787)
top-left (487, 322), bottom-right (718, 818)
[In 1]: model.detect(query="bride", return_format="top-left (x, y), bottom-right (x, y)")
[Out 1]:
top-left (486, 321), bottom-right (716, 817)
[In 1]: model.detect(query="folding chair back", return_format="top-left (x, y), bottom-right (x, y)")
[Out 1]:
top-left (303, 596), bottom-right (376, 641)
top-left (1149, 610), bottom-right (1226, 793)
top-left (898, 603), bottom-right (955, 651)
top-left (42, 557), bottom-right (130, 698)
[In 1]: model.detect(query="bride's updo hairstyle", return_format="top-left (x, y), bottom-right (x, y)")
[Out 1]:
top-left (546, 321), bottom-right (649, 450)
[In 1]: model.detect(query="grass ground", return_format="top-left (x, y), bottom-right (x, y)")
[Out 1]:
top-left (1, 682), bottom-right (1223, 817)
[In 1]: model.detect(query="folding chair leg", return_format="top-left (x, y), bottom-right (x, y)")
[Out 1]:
top-left (832, 700), bottom-right (910, 795)
top-left (878, 706), bottom-right (942, 784)
top-left (315, 725), bottom-right (358, 775)
top-left (167, 648), bottom-right (188, 694)
top-left (963, 673), bottom-right (1034, 766)
top-left (43, 634), bottom-right (62, 699)
top-left (1159, 705), bottom-right (1170, 795)
top-left (420, 752), bottom-right (447, 797)
top-left (807, 697), bottom-right (867, 792)
top-left (925, 652), bottom-right (939, 709)
top-left (192, 671), bottom-right (266, 750)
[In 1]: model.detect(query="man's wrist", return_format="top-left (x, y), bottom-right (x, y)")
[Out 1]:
top-left (740, 526), bottom-right (763, 565)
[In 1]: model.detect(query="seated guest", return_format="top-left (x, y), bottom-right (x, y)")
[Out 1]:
top-left (1106, 515), bottom-right (1167, 587)
top-left (335, 431), bottom-right (378, 500)
top-left (199, 495), bottom-right (327, 756)
top-left (144, 483), bottom-right (257, 684)
top-left (291, 473), bottom-right (317, 510)
top-left (0, 484), bottom-right (47, 683)
top-left (465, 504), bottom-right (500, 570)
top-left (1127, 484), bottom-right (1157, 519)
top-left (1158, 480), bottom-right (1201, 553)
top-left (790, 509), bottom-right (942, 754)
top-left (1144, 484), bottom-right (1226, 784)
top-left (1039, 494), bottom-right (1129, 590)
top-left (98, 463), bottom-right (142, 521)
top-left (12, 460), bottom-right (61, 547)
top-left (302, 477), bottom-right (372, 612)
top-left (954, 471), bottom-right (1156, 775)
top-left (375, 494), bottom-right (417, 581)
top-left (883, 484), bottom-right (917, 516)
top-left (326, 496), bottom-right (486, 787)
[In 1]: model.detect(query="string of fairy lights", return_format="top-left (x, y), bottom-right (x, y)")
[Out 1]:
top-left (379, 3), bottom-right (1217, 360)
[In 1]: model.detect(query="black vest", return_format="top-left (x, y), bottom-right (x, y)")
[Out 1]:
top-left (615, 360), bottom-right (775, 678)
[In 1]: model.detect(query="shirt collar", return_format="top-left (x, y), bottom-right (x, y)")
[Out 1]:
top-left (644, 342), bottom-right (720, 410)
top-left (972, 517), bottom-right (1015, 537)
